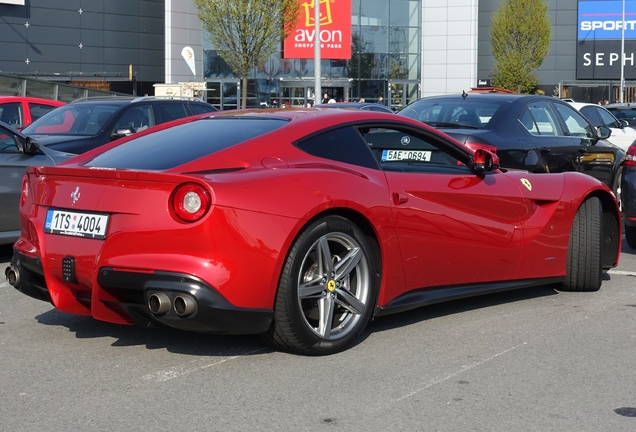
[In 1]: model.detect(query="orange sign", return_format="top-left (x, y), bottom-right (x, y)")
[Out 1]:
top-left (283, 0), bottom-right (351, 60)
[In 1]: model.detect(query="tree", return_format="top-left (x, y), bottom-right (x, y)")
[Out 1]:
top-left (194, 0), bottom-right (301, 108)
top-left (490, 0), bottom-right (551, 93)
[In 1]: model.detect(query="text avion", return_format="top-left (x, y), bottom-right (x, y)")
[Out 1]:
top-left (293, 28), bottom-right (343, 44)
top-left (583, 52), bottom-right (636, 66)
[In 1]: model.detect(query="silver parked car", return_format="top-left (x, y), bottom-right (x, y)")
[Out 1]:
top-left (0, 121), bottom-right (75, 245)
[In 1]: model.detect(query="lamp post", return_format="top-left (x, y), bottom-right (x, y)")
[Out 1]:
top-left (314, 0), bottom-right (321, 104)
top-left (620, 0), bottom-right (625, 103)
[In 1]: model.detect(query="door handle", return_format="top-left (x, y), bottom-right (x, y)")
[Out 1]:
top-left (392, 192), bottom-right (408, 205)
top-left (539, 147), bottom-right (550, 154)
top-left (577, 147), bottom-right (587, 153)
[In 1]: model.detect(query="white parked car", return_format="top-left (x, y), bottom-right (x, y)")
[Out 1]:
top-left (568, 101), bottom-right (636, 151)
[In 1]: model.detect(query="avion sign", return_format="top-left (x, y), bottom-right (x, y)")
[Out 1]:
top-left (283, 0), bottom-right (351, 60)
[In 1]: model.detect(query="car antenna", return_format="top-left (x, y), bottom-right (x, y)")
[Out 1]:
top-left (462, 90), bottom-right (467, 100)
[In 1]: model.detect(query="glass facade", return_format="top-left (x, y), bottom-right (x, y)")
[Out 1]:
top-left (203, 0), bottom-right (421, 110)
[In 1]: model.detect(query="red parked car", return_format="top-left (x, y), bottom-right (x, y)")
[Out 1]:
top-left (6, 108), bottom-right (621, 355)
top-left (0, 96), bottom-right (65, 130)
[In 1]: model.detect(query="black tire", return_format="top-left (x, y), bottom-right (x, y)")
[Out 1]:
top-left (625, 225), bottom-right (636, 249)
top-left (263, 216), bottom-right (378, 355)
top-left (561, 196), bottom-right (603, 292)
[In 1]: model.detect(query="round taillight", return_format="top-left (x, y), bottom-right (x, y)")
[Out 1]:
top-left (20, 174), bottom-right (29, 207)
top-left (171, 183), bottom-right (211, 222)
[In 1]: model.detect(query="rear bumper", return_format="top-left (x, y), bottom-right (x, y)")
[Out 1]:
top-left (9, 249), bottom-right (273, 335)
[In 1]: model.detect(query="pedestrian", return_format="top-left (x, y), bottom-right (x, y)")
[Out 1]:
top-left (378, 96), bottom-right (384, 105)
top-left (321, 93), bottom-right (329, 104)
top-left (359, 97), bottom-right (365, 103)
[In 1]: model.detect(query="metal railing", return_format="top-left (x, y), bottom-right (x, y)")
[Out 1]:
top-left (0, 72), bottom-right (128, 102)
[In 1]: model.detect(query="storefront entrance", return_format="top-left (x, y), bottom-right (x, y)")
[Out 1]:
top-left (389, 81), bottom-right (420, 112)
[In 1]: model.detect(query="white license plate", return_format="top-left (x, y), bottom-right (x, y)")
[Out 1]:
top-left (45, 209), bottom-right (109, 240)
top-left (381, 150), bottom-right (432, 162)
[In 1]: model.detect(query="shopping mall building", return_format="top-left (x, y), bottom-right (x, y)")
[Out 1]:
top-left (0, 0), bottom-right (632, 110)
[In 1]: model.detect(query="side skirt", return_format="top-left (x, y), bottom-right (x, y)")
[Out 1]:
top-left (374, 277), bottom-right (564, 317)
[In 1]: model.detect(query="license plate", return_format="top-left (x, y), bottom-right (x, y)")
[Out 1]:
top-left (45, 209), bottom-right (109, 240)
top-left (381, 150), bottom-right (432, 162)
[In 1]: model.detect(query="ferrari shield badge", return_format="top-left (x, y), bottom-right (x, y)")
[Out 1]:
top-left (520, 178), bottom-right (532, 191)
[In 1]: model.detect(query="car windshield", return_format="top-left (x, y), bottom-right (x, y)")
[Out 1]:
top-left (607, 108), bottom-right (636, 121)
top-left (85, 117), bottom-right (288, 170)
top-left (23, 103), bottom-right (121, 136)
top-left (400, 99), bottom-right (507, 129)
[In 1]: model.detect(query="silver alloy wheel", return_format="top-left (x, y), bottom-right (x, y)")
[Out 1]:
top-left (296, 232), bottom-right (371, 340)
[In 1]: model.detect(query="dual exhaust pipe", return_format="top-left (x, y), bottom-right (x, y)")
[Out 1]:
top-left (5, 265), bottom-right (20, 288)
top-left (148, 292), bottom-right (197, 318)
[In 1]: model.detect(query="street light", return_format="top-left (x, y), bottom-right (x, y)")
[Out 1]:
top-left (620, 0), bottom-right (625, 103)
top-left (314, 0), bottom-right (321, 103)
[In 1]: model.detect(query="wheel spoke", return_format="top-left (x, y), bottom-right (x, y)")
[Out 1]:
top-left (318, 296), bottom-right (335, 338)
top-left (298, 277), bottom-right (325, 299)
top-left (335, 287), bottom-right (365, 315)
top-left (317, 236), bottom-right (334, 276)
top-left (334, 247), bottom-right (362, 280)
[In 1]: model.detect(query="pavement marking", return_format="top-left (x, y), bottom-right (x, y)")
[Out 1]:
top-left (140, 347), bottom-right (267, 383)
top-left (394, 342), bottom-right (527, 403)
top-left (607, 270), bottom-right (636, 276)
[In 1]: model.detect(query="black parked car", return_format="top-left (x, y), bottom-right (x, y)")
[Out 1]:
top-left (621, 142), bottom-right (636, 247)
top-left (22, 96), bottom-right (218, 154)
top-left (606, 102), bottom-right (636, 128)
top-left (398, 93), bottom-right (624, 199)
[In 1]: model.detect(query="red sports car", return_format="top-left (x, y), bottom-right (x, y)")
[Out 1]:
top-left (5, 109), bottom-right (621, 355)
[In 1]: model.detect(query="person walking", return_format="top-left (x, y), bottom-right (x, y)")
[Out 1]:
top-left (321, 93), bottom-right (330, 104)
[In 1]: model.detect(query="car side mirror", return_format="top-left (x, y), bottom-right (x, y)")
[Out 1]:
top-left (112, 127), bottom-right (135, 140)
top-left (596, 125), bottom-right (612, 140)
top-left (21, 136), bottom-right (42, 155)
top-left (471, 148), bottom-right (499, 174)
top-left (619, 120), bottom-right (629, 128)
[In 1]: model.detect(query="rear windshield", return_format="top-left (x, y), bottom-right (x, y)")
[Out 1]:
top-left (400, 99), bottom-right (507, 129)
top-left (85, 117), bottom-right (287, 170)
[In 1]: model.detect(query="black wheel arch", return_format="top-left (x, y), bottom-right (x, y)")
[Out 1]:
top-left (587, 190), bottom-right (621, 270)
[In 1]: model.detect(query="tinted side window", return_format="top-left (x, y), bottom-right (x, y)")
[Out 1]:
top-left (553, 103), bottom-right (595, 138)
top-left (29, 103), bottom-right (59, 122)
top-left (296, 127), bottom-right (378, 169)
top-left (156, 103), bottom-right (189, 122)
top-left (522, 101), bottom-right (562, 136)
top-left (190, 103), bottom-right (217, 114)
top-left (115, 105), bottom-right (155, 132)
top-left (580, 106), bottom-right (602, 127)
top-left (0, 124), bottom-right (20, 153)
top-left (598, 108), bottom-right (620, 128)
top-left (0, 102), bottom-right (23, 129)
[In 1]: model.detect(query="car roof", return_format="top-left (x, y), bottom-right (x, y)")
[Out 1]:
top-left (69, 95), bottom-right (209, 104)
top-left (567, 101), bottom-right (604, 109)
top-left (605, 103), bottom-right (636, 109)
top-left (0, 96), bottom-right (65, 106)
top-left (415, 93), bottom-right (554, 103)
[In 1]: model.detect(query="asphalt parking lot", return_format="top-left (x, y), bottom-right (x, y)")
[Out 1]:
top-left (1, 242), bottom-right (636, 431)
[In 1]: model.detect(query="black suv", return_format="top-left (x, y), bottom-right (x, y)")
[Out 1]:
top-left (22, 96), bottom-right (218, 154)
